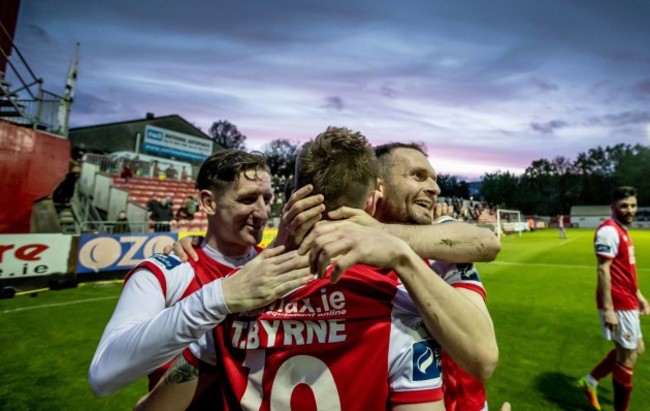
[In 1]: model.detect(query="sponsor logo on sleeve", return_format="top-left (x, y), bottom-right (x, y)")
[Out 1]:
top-left (595, 244), bottom-right (611, 254)
top-left (457, 263), bottom-right (480, 281)
top-left (412, 340), bottom-right (441, 381)
top-left (152, 254), bottom-right (181, 270)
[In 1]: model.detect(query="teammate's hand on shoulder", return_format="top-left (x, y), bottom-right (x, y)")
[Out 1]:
top-left (162, 236), bottom-right (202, 262)
top-left (273, 184), bottom-right (325, 250)
top-left (222, 246), bottom-right (312, 313)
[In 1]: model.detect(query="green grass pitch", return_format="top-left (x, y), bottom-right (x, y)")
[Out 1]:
top-left (483, 228), bottom-right (650, 410)
top-left (1, 228), bottom-right (648, 410)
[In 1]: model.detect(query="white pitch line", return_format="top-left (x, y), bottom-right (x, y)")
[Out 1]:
top-left (488, 261), bottom-right (650, 272)
top-left (1, 296), bottom-right (118, 314)
top-left (554, 237), bottom-right (579, 246)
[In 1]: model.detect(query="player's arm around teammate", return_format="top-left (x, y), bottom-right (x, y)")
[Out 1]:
top-left (327, 205), bottom-right (500, 263)
top-left (170, 201), bottom-right (499, 382)
top-left (89, 246), bottom-right (311, 397)
top-left (301, 214), bottom-right (498, 382)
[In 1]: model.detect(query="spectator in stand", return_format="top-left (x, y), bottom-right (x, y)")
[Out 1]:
top-left (175, 207), bottom-right (190, 223)
top-left (52, 171), bottom-right (79, 213)
top-left (165, 165), bottom-right (178, 180)
top-left (151, 160), bottom-right (160, 179)
top-left (146, 195), bottom-right (164, 232)
top-left (120, 163), bottom-right (133, 183)
top-left (151, 196), bottom-right (174, 232)
top-left (114, 210), bottom-right (131, 234)
top-left (146, 194), bottom-right (161, 219)
top-left (185, 195), bottom-right (198, 220)
top-left (269, 196), bottom-right (284, 227)
top-left (180, 166), bottom-right (189, 181)
top-left (132, 155), bottom-right (142, 176)
top-left (175, 195), bottom-right (197, 222)
top-left (472, 203), bottom-right (481, 221)
top-left (460, 205), bottom-right (470, 221)
top-left (271, 174), bottom-right (281, 191)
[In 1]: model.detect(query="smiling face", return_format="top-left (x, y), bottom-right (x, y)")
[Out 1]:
top-left (612, 195), bottom-right (637, 226)
top-left (208, 169), bottom-right (273, 256)
top-left (375, 147), bottom-right (440, 225)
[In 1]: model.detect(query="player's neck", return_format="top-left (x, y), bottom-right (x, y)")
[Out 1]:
top-left (611, 216), bottom-right (629, 229)
top-left (201, 239), bottom-right (256, 267)
top-left (203, 231), bottom-right (253, 259)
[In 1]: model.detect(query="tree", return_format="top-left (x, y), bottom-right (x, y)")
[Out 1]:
top-left (437, 174), bottom-right (469, 199)
top-left (478, 143), bottom-right (649, 216)
top-left (614, 144), bottom-right (650, 205)
top-left (572, 146), bottom-right (619, 205)
top-left (263, 139), bottom-right (298, 177)
top-left (479, 171), bottom-right (520, 209)
top-left (208, 120), bottom-right (246, 150)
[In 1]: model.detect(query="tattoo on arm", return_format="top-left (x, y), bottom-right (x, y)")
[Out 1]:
top-left (164, 356), bottom-right (199, 385)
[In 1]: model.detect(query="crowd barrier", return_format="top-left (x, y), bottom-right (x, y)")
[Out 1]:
top-left (0, 228), bottom-right (278, 279)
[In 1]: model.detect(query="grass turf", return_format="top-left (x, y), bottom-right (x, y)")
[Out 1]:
top-left (483, 228), bottom-right (650, 410)
top-left (0, 228), bottom-right (648, 410)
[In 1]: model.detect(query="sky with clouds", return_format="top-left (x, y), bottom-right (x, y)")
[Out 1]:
top-left (11, 0), bottom-right (650, 179)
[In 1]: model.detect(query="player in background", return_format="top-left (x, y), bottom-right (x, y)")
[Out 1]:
top-left (168, 142), bottom-right (500, 410)
top-left (558, 214), bottom-right (567, 239)
top-left (579, 186), bottom-right (649, 411)
top-left (89, 150), bottom-right (323, 399)
top-left (137, 127), bottom-right (446, 410)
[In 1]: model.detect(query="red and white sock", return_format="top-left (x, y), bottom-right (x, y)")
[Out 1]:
top-left (589, 349), bottom-right (617, 384)
top-left (612, 362), bottom-right (633, 411)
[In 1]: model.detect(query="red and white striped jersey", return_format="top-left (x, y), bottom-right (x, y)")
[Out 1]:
top-left (125, 246), bottom-right (257, 389)
top-left (426, 218), bottom-right (488, 411)
top-left (213, 264), bottom-right (444, 410)
top-left (89, 243), bottom-right (257, 397)
top-left (594, 218), bottom-right (638, 310)
top-left (429, 260), bottom-right (488, 411)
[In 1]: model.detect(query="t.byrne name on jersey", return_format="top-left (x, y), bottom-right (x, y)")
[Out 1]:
top-left (239, 289), bottom-right (347, 319)
top-left (231, 318), bottom-right (346, 349)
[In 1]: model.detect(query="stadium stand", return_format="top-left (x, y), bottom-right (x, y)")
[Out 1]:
top-left (112, 175), bottom-right (208, 233)
top-left (72, 153), bottom-right (208, 233)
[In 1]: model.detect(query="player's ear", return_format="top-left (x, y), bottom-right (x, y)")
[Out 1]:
top-left (363, 179), bottom-right (384, 215)
top-left (376, 178), bottom-right (384, 197)
top-left (199, 189), bottom-right (217, 215)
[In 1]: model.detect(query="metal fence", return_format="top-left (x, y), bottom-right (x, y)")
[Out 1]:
top-left (80, 220), bottom-right (150, 234)
top-left (78, 221), bottom-right (202, 234)
top-left (82, 154), bottom-right (152, 177)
